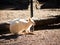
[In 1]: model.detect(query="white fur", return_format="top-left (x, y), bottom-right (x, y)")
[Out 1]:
top-left (9, 18), bottom-right (28, 24)
top-left (19, 19), bottom-right (28, 23)
top-left (10, 18), bottom-right (35, 34)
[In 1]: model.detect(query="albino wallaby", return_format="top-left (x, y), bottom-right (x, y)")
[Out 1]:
top-left (10, 18), bottom-right (35, 35)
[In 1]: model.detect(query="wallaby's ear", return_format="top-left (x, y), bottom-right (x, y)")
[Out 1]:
top-left (29, 18), bottom-right (32, 21)
top-left (28, 18), bottom-right (30, 21)
top-left (27, 17), bottom-right (31, 21)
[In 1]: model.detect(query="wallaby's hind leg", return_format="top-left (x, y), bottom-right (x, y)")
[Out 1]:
top-left (18, 30), bottom-right (25, 35)
top-left (26, 25), bottom-right (31, 33)
top-left (26, 30), bottom-right (30, 33)
top-left (25, 30), bottom-right (34, 35)
top-left (26, 28), bottom-right (34, 35)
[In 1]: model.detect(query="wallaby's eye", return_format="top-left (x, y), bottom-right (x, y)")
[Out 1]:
top-left (26, 20), bottom-right (28, 21)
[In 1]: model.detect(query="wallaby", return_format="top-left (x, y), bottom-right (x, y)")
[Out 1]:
top-left (10, 18), bottom-right (35, 35)
top-left (35, 0), bottom-right (40, 9)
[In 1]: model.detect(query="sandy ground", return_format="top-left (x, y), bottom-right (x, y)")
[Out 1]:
top-left (0, 3), bottom-right (60, 45)
top-left (0, 29), bottom-right (60, 45)
top-left (0, 10), bottom-right (60, 45)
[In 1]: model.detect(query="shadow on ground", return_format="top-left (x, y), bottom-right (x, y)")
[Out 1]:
top-left (34, 15), bottom-right (60, 30)
top-left (0, 15), bottom-right (60, 35)
top-left (0, 34), bottom-right (19, 40)
top-left (0, 23), bottom-right (10, 35)
top-left (0, 0), bottom-right (30, 10)
top-left (37, 0), bottom-right (60, 9)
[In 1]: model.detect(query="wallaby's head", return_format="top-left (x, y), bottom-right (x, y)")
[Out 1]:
top-left (28, 18), bottom-right (35, 26)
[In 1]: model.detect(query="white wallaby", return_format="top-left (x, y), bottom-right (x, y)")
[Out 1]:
top-left (10, 18), bottom-right (35, 35)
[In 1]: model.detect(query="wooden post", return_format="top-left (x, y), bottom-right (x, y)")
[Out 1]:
top-left (30, 0), bottom-right (34, 32)
top-left (30, 0), bottom-right (33, 18)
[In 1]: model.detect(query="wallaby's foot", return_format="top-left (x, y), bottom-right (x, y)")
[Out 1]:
top-left (18, 32), bottom-right (25, 35)
top-left (17, 31), bottom-right (35, 35)
top-left (24, 32), bottom-right (35, 35)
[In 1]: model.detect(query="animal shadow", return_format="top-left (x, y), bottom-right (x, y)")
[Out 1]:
top-left (34, 15), bottom-right (60, 30)
top-left (0, 34), bottom-right (19, 40)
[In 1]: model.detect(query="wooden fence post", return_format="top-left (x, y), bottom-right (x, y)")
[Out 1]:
top-left (30, 0), bottom-right (33, 18)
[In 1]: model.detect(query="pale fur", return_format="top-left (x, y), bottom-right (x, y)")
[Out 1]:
top-left (10, 18), bottom-right (35, 34)
top-left (35, 0), bottom-right (40, 9)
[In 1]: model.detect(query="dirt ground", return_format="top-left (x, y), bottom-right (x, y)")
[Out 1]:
top-left (0, 10), bottom-right (60, 45)
top-left (0, 29), bottom-right (60, 45)
top-left (0, 3), bottom-right (60, 45)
